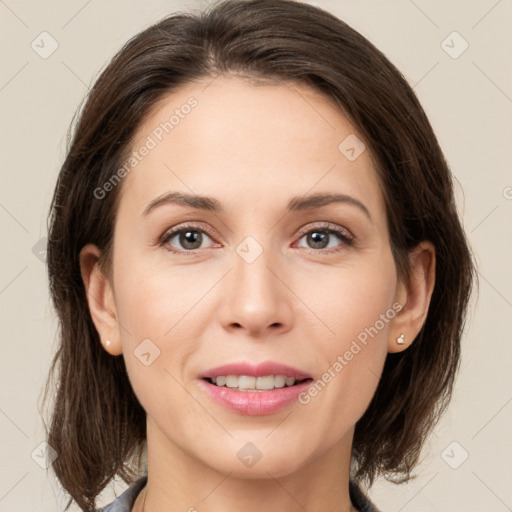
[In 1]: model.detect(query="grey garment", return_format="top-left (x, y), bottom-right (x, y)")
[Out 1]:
top-left (96, 477), bottom-right (147, 512)
top-left (96, 475), bottom-right (381, 512)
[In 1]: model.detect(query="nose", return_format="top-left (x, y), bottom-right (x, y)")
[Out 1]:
top-left (217, 242), bottom-right (293, 338)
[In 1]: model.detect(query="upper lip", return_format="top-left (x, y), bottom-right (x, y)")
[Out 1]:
top-left (198, 361), bottom-right (313, 380)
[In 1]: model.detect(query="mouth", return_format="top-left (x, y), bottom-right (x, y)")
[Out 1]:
top-left (202, 375), bottom-right (313, 392)
top-left (197, 360), bottom-right (314, 415)
top-left (198, 360), bottom-right (312, 382)
top-left (198, 375), bottom-right (314, 415)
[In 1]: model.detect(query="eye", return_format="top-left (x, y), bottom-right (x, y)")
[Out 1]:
top-left (294, 223), bottom-right (354, 253)
top-left (160, 221), bottom-right (354, 255)
top-left (160, 223), bottom-right (219, 253)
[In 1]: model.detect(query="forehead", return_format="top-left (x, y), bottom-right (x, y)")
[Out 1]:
top-left (119, 75), bottom-right (385, 223)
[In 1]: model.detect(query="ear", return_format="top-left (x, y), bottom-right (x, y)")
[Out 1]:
top-left (79, 243), bottom-right (122, 356)
top-left (388, 241), bottom-right (436, 353)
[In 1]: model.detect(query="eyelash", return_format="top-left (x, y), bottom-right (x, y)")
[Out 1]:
top-left (159, 222), bottom-right (354, 256)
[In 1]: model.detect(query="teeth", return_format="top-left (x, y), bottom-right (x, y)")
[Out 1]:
top-left (209, 375), bottom-right (299, 391)
top-left (226, 375), bottom-right (240, 388)
top-left (238, 375), bottom-right (256, 389)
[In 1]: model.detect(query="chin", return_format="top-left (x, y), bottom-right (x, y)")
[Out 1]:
top-left (198, 441), bottom-right (313, 480)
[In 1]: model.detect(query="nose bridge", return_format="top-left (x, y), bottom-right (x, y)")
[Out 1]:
top-left (218, 232), bottom-right (292, 335)
top-left (234, 233), bottom-right (282, 306)
top-left (235, 235), bottom-right (277, 294)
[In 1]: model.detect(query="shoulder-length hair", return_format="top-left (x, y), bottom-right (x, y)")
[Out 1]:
top-left (42, 0), bottom-right (477, 509)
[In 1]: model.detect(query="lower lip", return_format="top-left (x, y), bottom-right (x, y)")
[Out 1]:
top-left (198, 378), bottom-right (313, 415)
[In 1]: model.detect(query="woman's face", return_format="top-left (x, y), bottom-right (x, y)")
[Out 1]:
top-left (103, 75), bottom-right (404, 478)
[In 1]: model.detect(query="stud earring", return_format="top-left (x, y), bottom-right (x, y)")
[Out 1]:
top-left (396, 334), bottom-right (405, 345)
top-left (106, 339), bottom-right (111, 346)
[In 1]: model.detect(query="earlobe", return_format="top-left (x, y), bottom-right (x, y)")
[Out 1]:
top-left (79, 244), bottom-right (122, 356)
top-left (388, 241), bottom-right (436, 353)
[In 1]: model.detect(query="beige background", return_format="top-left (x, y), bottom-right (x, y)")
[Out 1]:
top-left (1, 0), bottom-right (511, 510)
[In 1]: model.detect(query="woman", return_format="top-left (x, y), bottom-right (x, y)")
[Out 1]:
top-left (42, 0), bottom-right (476, 511)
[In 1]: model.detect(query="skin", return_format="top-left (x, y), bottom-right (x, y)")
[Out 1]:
top-left (80, 75), bottom-right (435, 512)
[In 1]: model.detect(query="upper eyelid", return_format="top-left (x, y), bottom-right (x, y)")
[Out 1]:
top-left (161, 221), bottom-right (214, 237)
top-left (295, 222), bottom-right (352, 238)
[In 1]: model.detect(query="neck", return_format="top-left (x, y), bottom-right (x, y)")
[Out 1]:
top-left (136, 487), bottom-right (358, 512)
top-left (133, 417), bottom-right (358, 512)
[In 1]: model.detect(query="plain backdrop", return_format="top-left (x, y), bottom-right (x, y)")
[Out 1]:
top-left (1, 0), bottom-right (511, 511)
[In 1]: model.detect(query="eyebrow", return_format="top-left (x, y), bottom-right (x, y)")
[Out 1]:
top-left (142, 191), bottom-right (372, 221)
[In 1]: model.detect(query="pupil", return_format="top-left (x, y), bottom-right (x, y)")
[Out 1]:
top-left (308, 231), bottom-right (328, 249)
top-left (181, 230), bottom-right (201, 249)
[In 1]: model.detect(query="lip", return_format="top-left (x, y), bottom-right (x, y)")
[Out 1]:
top-left (197, 361), bottom-right (312, 380)
top-left (196, 361), bottom-right (313, 416)
top-left (197, 378), bottom-right (313, 415)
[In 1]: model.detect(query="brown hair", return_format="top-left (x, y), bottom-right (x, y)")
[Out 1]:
top-left (42, 0), bottom-right (477, 509)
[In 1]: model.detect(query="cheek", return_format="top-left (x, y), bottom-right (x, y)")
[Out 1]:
top-left (111, 252), bottom-right (204, 397)
top-left (295, 258), bottom-right (396, 422)
top-left (296, 255), bottom-right (396, 349)
top-left (113, 247), bottom-right (206, 339)
top-left (115, 265), bottom-right (201, 423)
